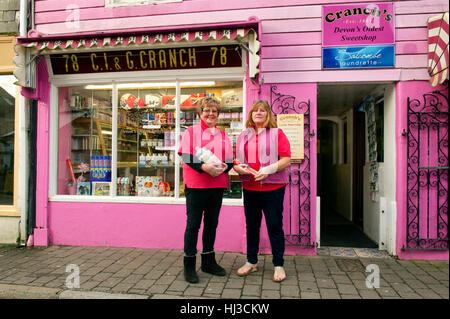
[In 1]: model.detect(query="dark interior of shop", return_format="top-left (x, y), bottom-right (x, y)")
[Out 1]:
top-left (317, 83), bottom-right (382, 248)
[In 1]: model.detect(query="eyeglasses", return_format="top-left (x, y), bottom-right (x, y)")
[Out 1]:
top-left (202, 109), bottom-right (218, 114)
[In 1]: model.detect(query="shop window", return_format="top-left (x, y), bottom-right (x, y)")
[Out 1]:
top-left (57, 81), bottom-right (243, 199)
top-left (0, 75), bottom-right (16, 205)
top-left (105, 0), bottom-right (182, 7)
top-left (58, 87), bottom-right (112, 196)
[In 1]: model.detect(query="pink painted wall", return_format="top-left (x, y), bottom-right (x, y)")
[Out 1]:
top-left (27, 1), bottom-right (450, 259)
top-left (48, 202), bottom-right (246, 252)
top-left (31, 0), bottom-right (449, 83)
top-left (395, 81), bottom-right (449, 261)
top-left (31, 58), bottom-right (51, 246)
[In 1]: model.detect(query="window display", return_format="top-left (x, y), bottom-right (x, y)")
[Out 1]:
top-left (57, 80), bottom-right (244, 199)
top-left (58, 87), bottom-right (112, 195)
top-left (118, 85), bottom-right (176, 197)
top-left (0, 75), bottom-right (16, 205)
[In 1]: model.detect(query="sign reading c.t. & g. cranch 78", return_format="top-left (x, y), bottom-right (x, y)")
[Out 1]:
top-left (322, 3), bottom-right (395, 47)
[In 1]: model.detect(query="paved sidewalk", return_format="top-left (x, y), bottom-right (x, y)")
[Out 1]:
top-left (0, 245), bottom-right (448, 300)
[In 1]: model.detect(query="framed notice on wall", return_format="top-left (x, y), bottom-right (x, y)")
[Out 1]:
top-left (277, 114), bottom-right (304, 161)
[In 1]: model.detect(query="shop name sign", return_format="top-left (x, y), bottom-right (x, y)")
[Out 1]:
top-left (323, 45), bottom-right (395, 69)
top-left (323, 3), bottom-right (394, 46)
top-left (322, 2), bottom-right (395, 69)
top-left (50, 44), bottom-right (242, 75)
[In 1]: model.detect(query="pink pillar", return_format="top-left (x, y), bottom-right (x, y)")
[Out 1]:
top-left (395, 81), bottom-right (449, 260)
top-left (22, 58), bottom-right (51, 246)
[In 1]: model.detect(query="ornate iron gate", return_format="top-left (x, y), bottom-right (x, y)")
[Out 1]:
top-left (270, 85), bottom-right (314, 246)
top-left (405, 88), bottom-right (448, 250)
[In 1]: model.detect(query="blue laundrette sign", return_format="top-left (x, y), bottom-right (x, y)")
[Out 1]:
top-left (322, 45), bottom-right (395, 69)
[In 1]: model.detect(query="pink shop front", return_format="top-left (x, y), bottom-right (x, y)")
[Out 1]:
top-left (19, 19), bottom-right (448, 261)
top-left (20, 25), bottom-right (312, 257)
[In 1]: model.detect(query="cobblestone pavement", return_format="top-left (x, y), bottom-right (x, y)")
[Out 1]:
top-left (0, 245), bottom-right (448, 300)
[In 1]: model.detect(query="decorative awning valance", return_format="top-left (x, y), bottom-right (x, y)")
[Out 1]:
top-left (14, 25), bottom-right (261, 87)
top-left (427, 12), bottom-right (449, 87)
top-left (20, 28), bottom-right (255, 51)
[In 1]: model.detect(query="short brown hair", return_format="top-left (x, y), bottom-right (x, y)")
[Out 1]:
top-left (196, 96), bottom-right (221, 116)
top-left (245, 100), bottom-right (277, 128)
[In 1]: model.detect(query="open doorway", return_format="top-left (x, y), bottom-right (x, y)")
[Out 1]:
top-left (317, 83), bottom-right (391, 248)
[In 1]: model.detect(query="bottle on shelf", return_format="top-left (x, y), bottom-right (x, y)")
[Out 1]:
top-left (146, 153), bottom-right (151, 167)
top-left (139, 154), bottom-right (146, 167)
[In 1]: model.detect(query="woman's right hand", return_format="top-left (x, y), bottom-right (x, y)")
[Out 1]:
top-left (202, 162), bottom-right (227, 177)
top-left (233, 164), bottom-right (250, 175)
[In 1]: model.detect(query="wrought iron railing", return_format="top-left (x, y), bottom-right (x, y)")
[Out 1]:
top-left (270, 85), bottom-right (314, 247)
top-left (405, 88), bottom-right (448, 250)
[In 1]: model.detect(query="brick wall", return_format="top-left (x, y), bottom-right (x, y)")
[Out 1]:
top-left (0, 0), bottom-right (20, 34)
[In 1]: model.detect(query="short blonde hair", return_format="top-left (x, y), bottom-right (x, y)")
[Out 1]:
top-left (196, 96), bottom-right (221, 116)
top-left (245, 100), bottom-right (277, 128)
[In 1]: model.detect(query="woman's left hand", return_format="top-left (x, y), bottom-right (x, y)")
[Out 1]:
top-left (254, 172), bottom-right (269, 181)
top-left (254, 162), bottom-right (278, 181)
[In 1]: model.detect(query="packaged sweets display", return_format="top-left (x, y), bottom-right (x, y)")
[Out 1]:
top-left (233, 160), bottom-right (258, 177)
top-left (195, 147), bottom-right (222, 165)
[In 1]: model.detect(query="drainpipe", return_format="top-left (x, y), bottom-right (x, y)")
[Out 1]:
top-left (26, 100), bottom-right (37, 246)
top-left (19, 0), bottom-right (28, 37)
top-left (18, 0), bottom-right (32, 246)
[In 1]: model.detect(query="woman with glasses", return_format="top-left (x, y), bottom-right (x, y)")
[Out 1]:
top-left (178, 96), bottom-right (234, 283)
top-left (233, 100), bottom-right (291, 282)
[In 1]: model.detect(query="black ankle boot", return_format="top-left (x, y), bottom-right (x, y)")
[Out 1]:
top-left (184, 255), bottom-right (199, 283)
top-left (201, 252), bottom-right (226, 276)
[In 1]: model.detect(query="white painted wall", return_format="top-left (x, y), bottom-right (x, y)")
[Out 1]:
top-left (363, 84), bottom-right (396, 251)
top-left (381, 85), bottom-right (397, 255)
top-left (363, 163), bottom-right (383, 242)
top-left (0, 216), bottom-right (20, 243)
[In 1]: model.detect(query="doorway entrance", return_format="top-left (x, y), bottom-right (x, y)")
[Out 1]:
top-left (317, 83), bottom-right (390, 248)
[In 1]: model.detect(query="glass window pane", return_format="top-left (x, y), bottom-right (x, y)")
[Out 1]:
top-left (56, 80), bottom-right (244, 199)
top-left (58, 86), bottom-right (112, 195)
top-left (118, 84), bottom-right (176, 197)
top-left (180, 81), bottom-right (243, 199)
top-left (0, 75), bottom-right (16, 205)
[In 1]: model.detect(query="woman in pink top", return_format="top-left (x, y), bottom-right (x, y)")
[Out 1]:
top-left (178, 96), bottom-right (234, 283)
top-left (234, 100), bottom-right (291, 282)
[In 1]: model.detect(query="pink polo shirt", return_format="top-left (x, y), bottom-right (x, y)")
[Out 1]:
top-left (242, 128), bottom-right (291, 191)
top-left (178, 120), bottom-right (233, 189)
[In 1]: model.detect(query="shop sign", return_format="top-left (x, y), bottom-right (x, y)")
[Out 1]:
top-left (322, 3), bottom-right (395, 46)
top-left (322, 3), bottom-right (395, 69)
top-left (322, 45), bottom-right (395, 69)
top-left (50, 44), bottom-right (242, 75)
top-left (277, 114), bottom-right (304, 161)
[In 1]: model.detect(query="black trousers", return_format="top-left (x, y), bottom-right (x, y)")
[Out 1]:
top-left (243, 186), bottom-right (286, 266)
top-left (184, 187), bottom-right (225, 256)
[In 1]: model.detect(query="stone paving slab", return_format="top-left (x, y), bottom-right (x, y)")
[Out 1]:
top-left (59, 290), bottom-right (149, 299)
top-left (0, 245), bottom-right (448, 300)
top-left (0, 283), bottom-right (60, 299)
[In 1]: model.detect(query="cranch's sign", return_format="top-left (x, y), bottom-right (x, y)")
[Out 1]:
top-left (322, 3), bottom-right (395, 46)
top-left (322, 3), bottom-right (395, 69)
